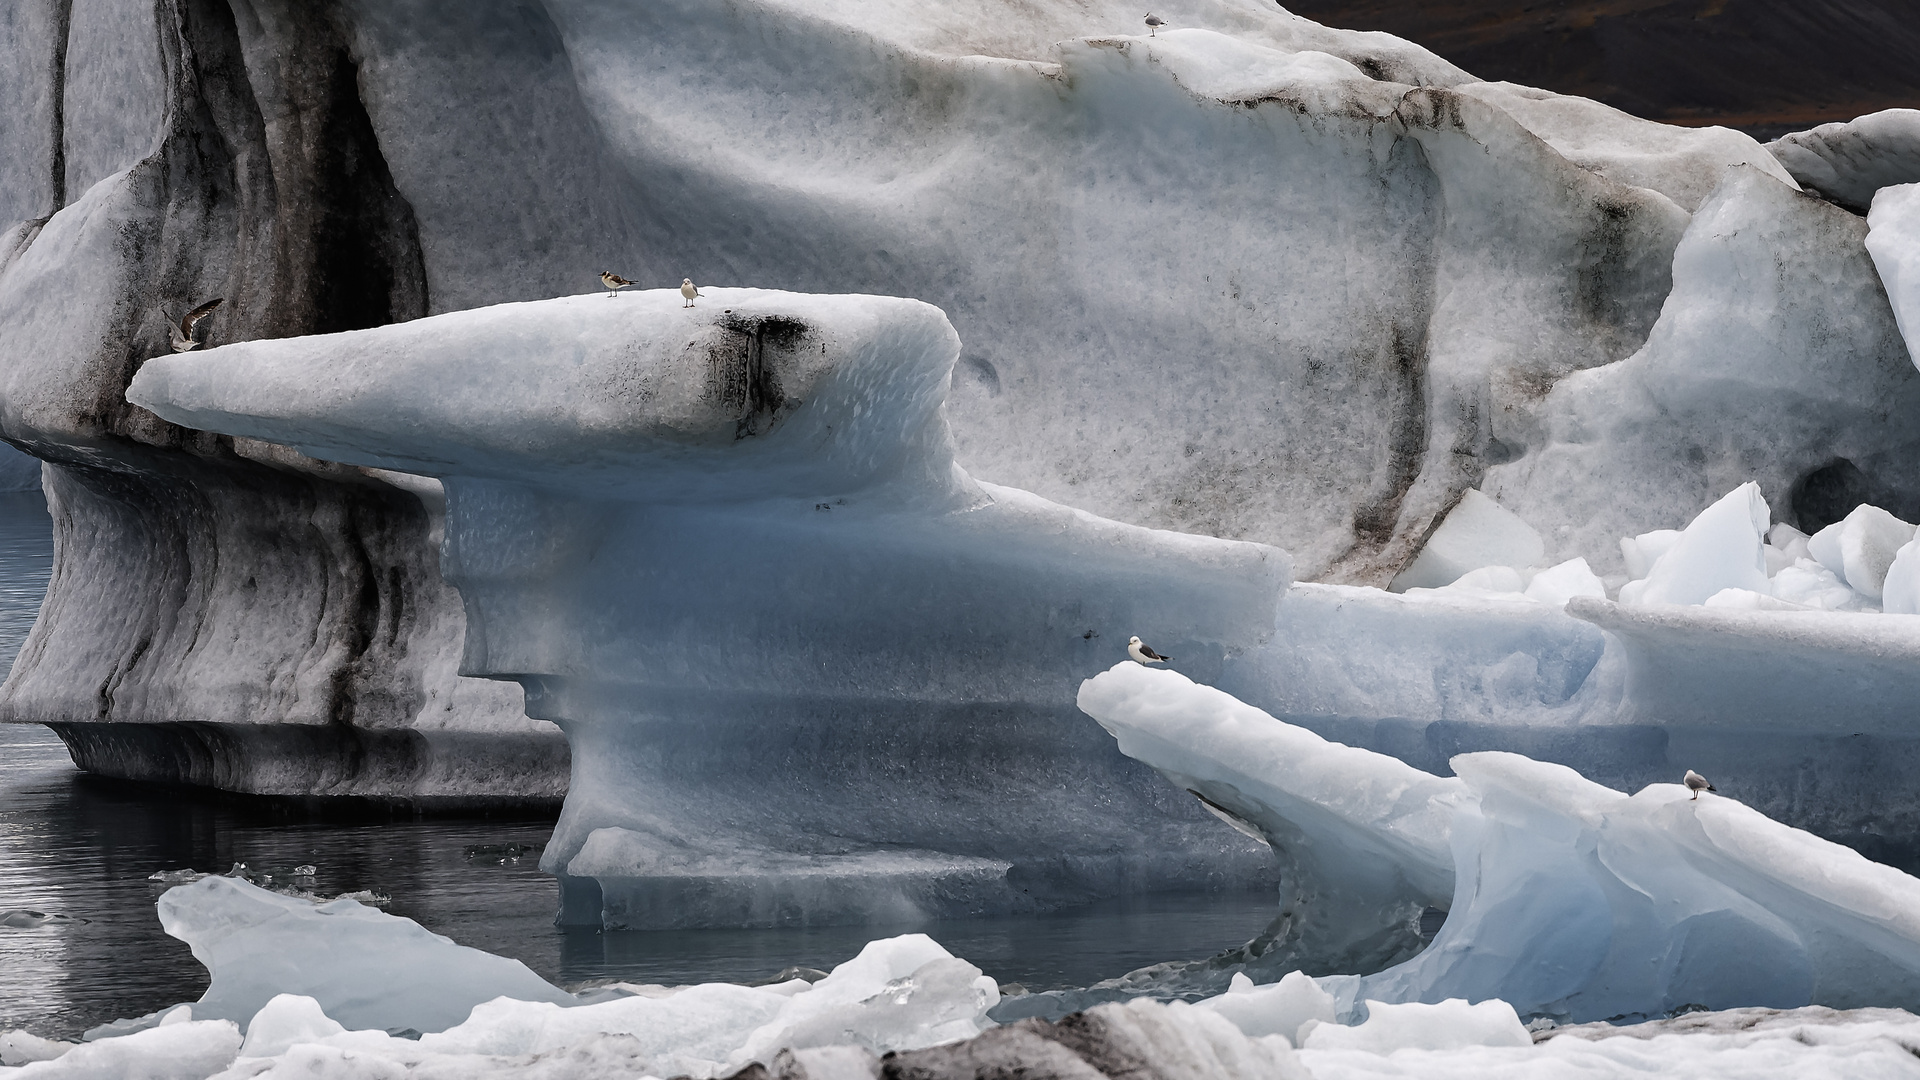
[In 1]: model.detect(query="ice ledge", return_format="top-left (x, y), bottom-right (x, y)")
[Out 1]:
top-left (131, 289), bottom-right (969, 504)
top-left (1566, 596), bottom-right (1920, 732)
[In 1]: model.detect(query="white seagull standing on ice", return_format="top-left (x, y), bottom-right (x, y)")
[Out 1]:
top-left (1143, 12), bottom-right (1166, 35)
top-left (681, 278), bottom-right (702, 307)
top-left (167, 297), bottom-right (223, 352)
top-left (1128, 636), bottom-right (1172, 665)
top-left (1684, 770), bottom-right (1717, 800)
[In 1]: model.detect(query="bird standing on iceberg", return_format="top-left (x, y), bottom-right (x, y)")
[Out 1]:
top-left (600, 272), bottom-right (636, 297)
top-left (1143, 13), bottom-right (1165, 35)
top-left (1128, 636), bottom-right (1171, 665)
top-left (1685, 770), bottom-right (1717, 800)
top-left (681, 279), bottom-right (702, 307)
top-left (167, 298), bottom-right (223, 353)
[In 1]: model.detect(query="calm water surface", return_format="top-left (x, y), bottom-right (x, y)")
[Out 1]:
top-left (0, 492), bottom-right (1278, 1039)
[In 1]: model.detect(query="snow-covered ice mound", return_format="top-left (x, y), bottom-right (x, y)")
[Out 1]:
top-left (131, 289), bottom-right (1292, 928)
top-left (1081, 662), bottom-right (1920, 1022)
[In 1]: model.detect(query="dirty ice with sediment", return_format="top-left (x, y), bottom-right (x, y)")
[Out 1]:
top-left (10, 0), bottom-right (1920, 1076)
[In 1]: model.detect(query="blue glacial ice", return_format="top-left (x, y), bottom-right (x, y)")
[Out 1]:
top-left (128, 289), bottom-right (1292, 928)
top-left (1081, 662), bottom-right (1920, 1023)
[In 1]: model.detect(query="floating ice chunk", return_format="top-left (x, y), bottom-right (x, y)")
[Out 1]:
top-left (1079, 662), bottom-right (1462, 975)
top-left (732, 934), bottom-right (999, 1066)
top-left (420, 984), bottom-right (788, 1076)
top-left (1523, 557), bottom-right (1605, 607)
top-left (156, 876), bottom-right (571, 1034)
top-left (1620, 529), bottom-right (1682, 581)
top-left (421, 933), bottom-right (997, 1075)
top-left (1624, 483), bottom-right (1769, 606)
top-left (0, 1019), bottom-right (240, 1078)
top-left (1390, 490), bottom-right (1545, 592)
top-left (1089, 666), bottom-right (1920, 1021)
top-left (1301, 998), bottom-right (1530, 1052)
top-left (1883, 537), bottom-right (1920, 615)
top-left (237, 995), bottom-right (347, 1059)
top-left (1806, 504), bottom-right (1915, 598)
top-left (1406, 564), bottom-right (1530, 602)
top-left (1197, 971), bottom-right (1337, 1047)
top-left (1764, 523), bottom-right (1814, 579)
top-left (1868, 183), bottom-right (1920, 369)
top-left (0, 1030), bottom-right (74, 1066)
top-left (1768, 559), bottom-right (1863, 611)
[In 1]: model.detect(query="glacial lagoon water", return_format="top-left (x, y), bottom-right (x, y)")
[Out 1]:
top-left (0, 492), bottom-right (1279, 1040)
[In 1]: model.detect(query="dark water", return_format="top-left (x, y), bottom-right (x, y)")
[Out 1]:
top-left (0, 492), bottom-right (1278, 1040)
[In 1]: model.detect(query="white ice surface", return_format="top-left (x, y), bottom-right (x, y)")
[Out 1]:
top-left (1868, 182), bottom-right (1920, 369)
top-left (1883, 536), bottom-right (1920, 615)
top-left (1197, 972), bottom-right (1337, 1047)
top-left (1079, 661), bottom-right (1462, 975)
top-left (1389, 490), bottom-right (1543, 592)
top-left (1808, 504), bottom-right (1915, 599)
top-left (1452, 82), bottom-right (1794, 213)
top-left (1079, 665), bottom-right (1920, 1023)
top-left (156, 876), bottom-right (572, 1033)
top-left (1620, 482), bottom-right (1769, 606)
top-left (1300, 998), bottom-right (1529, 1053)
top-left (1770, 109), bottom-right (1920, 213)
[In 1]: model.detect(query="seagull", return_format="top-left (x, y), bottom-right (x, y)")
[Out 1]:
top-left (167, 297), bottom-right (223, 352)
top-left (1144, 12), bottom-right (1165, 35)
top-left (681, 278), bottom-right (702, 308)
top-left (600, 272), bottom-right (637, 298)
top-left (1128, 635), bottom-right (1172, 665)
top-left (1684, 770), bottom-right (1716, 800)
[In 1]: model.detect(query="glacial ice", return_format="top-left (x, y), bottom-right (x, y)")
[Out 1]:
top-left (155, 876), bottom-right (572, 1033)
top-left (6, 0), bottom-right (1920, 825)
top-left (1299, 997), bottom-right (1529, 1053)
top-left (1869, 182), bottom-right (1920, 367)
top-left (22, 851), bottom-right (1920, 1079)
top-left (1388, 490), bottom-right (1544, 592)
top-left (1769, 110), bottom-right (1920, 214)
top-left (1077, 662), bottom-right (1461, 977)
top-left (1080, 663), bottom-right (1920, 1022)
top-left (130, 289), bottom-right (1290, 926)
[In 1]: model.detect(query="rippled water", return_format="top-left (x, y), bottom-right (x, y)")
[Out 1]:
top-left (0, 492), bottom-right (1279, 1040)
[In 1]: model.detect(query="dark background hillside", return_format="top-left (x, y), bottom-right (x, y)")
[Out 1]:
top-left (1283, 0), bottom-right (1920, 138)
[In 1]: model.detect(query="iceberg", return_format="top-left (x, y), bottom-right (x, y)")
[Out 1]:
top-left (1081, 663), bottom-right (1920, 1022)
top-left (5, 0), bottom-right (1920, 816)
top-left (130, 289), bottom-right (1290, 925)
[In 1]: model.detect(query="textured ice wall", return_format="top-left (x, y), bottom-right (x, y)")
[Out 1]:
top-left (1083, 664), bottom-right (1920, 1021)
top-left (0, 0), bottom-right (552, 798)
top-left (131, 288), bottom-right (1292, 926)
top-left (1487, 167), bottom-right (1920, 570)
